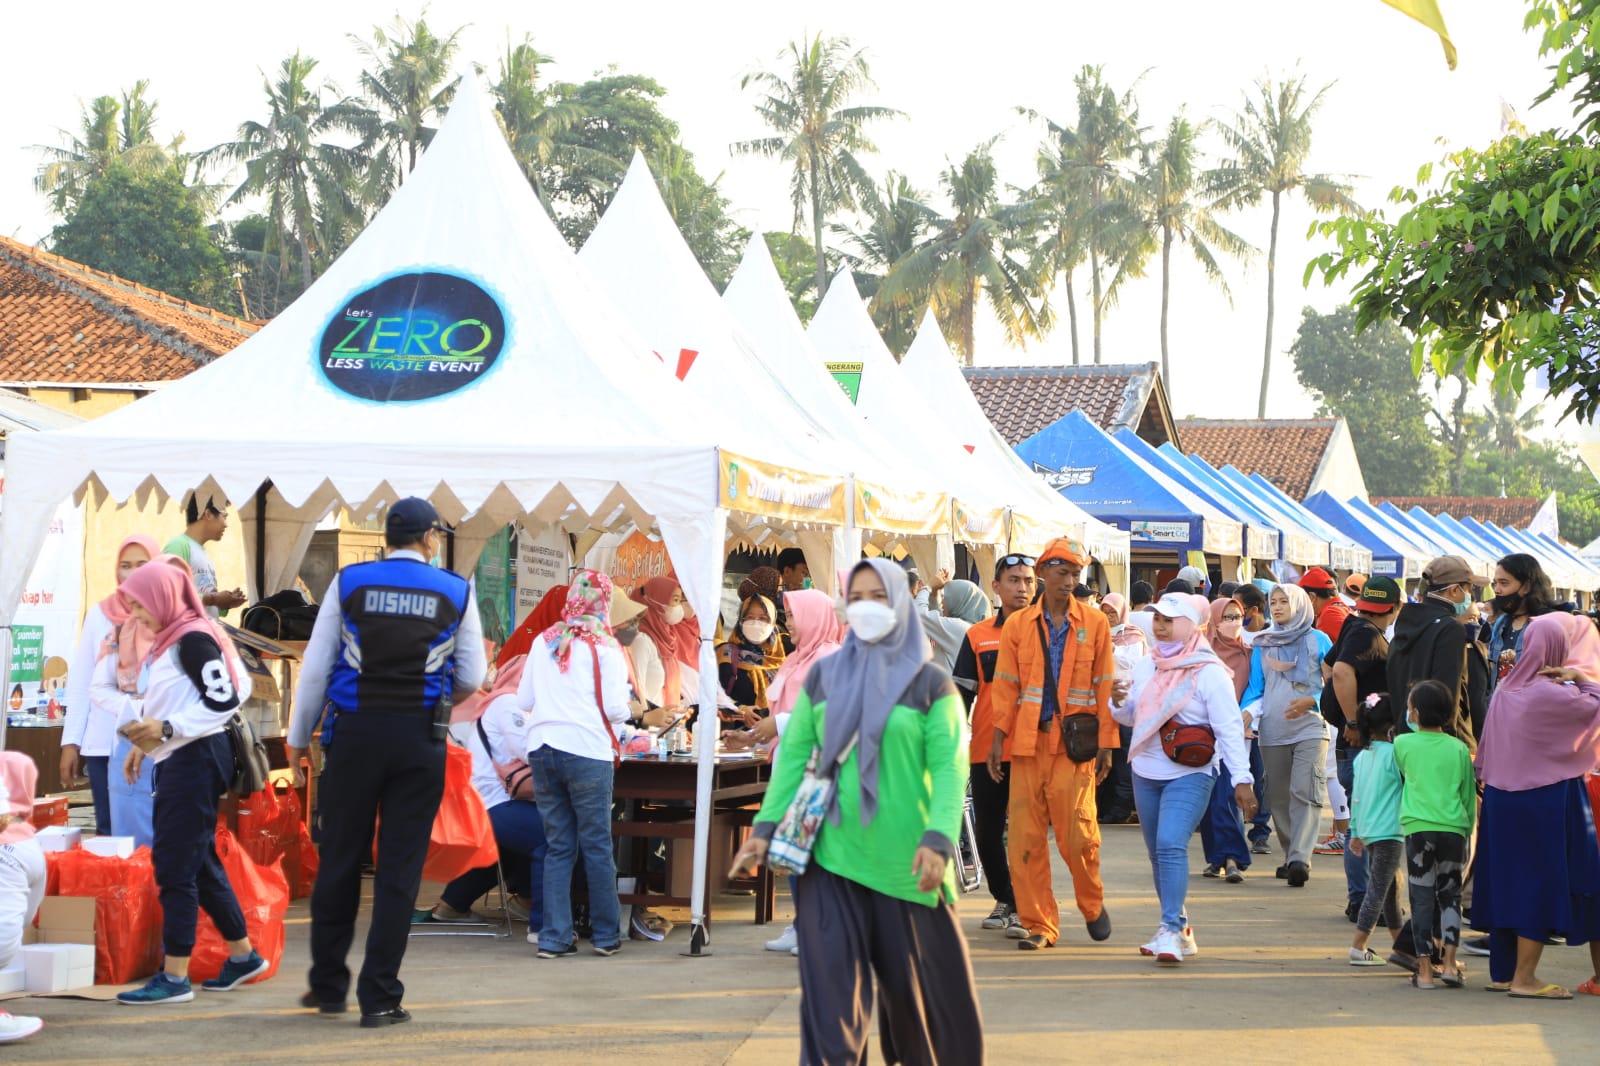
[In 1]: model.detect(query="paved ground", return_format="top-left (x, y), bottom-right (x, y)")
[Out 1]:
top-left (7, 820), bottom-right (1597, 1064)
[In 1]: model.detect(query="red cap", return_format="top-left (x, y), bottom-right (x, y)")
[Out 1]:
top-left (1037, 537), bottom-right (1089, 568)
top-left (1298, 566), bottom-right (1337, 592)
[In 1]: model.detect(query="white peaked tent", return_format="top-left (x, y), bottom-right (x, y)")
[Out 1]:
top-left (720, 238), bottom-right (964, 556)
top-left (0, 75), bottom-right (754, 953)
top-left (898, 310), bottom-right (1130, 583)
top-left (806, 270), bottom-right (1008, 575)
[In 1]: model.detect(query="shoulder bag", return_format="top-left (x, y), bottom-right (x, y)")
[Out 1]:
top-left (224, 713), bottom-right (272, 796)
top-left (1159, 718), bottom-right (1216, 768)
top-left (767, 732), bottom-right (857, 876)
top-left (476, 717), bottom-right (535, 800)
top-left (1037, 615), bottom-right (1099, 763)
top-left (589, 642), bottom-right (622, 767)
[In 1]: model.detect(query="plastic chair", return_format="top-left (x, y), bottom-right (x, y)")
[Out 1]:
top-left (408, 858), bottom-right (515, 939)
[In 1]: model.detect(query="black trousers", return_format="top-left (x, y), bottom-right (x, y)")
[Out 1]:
top-left (309, 712), bottom-right (445, 1012)
top-left (151, 732), bottom-right (247, 957)
top-left (968, 762), bottom-right (1013, 908)
top-left (796, 864), bottom-right (985, 1066)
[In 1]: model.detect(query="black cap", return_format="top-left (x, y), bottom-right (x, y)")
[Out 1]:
top-left (386, 497), bottom-right (448, 541)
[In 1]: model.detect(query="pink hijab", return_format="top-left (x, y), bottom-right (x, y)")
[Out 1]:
top-left (1559, 613), bottom-right (1600, 682)
top-left (1207, 597), bottom-right (1253, 701)
top-left (1128, 597), bottom-right (1229, 758)
top-left (635, 576), bottom-right (698, 699)
top-left (98, 534), bottom-right (161, 692)
top-left (1102, 593), bottom-right (1149, 652)
top-left (452, 654), bottom-right (528, 725)
top-left (118, 563), bottom-right (236, 682)
top-left (1477, 613), bottom-right (1600, 792)
top-left (0, 752), bottom-right (37, 845)
top-left (766, 589), bottom-right (845, 717)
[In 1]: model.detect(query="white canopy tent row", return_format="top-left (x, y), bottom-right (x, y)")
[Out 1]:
top-left (0, 75), bottom-right (842, 956)
top-left (895, 309), bottom-right (1131, 591)
top-left (579, 154), bottom-right (954, 587)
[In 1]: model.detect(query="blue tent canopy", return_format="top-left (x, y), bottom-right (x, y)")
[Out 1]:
top-left (1530, 530), bottom-right (1600, 587)
top-left (1303, 492), bottom-right (1426, 580)
top-left (1243, 474), bottom-right (1372, 572)
top-left (1181, 454), bottom-right (1326, 565)
top-left (1420, 510), bottom-right (1511, 569)
top-left (1456, 516), bottom-right (1521, 558)
top-left (1013, 409), bottom-right (1242, 554)
top-left (1346, 497), bottom-right (1446, 561)
top-left (1374, 502), bottom-right (1492, 578)
top-left (1106, 430), bottom-right (1280, 559)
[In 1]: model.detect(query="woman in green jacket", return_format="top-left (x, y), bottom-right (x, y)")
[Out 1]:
top-left (730, 557), bottom-right (983, 1065)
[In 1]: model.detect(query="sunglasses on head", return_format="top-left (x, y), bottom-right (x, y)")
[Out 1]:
top-left (998, 554), bottom-right (1036, 569)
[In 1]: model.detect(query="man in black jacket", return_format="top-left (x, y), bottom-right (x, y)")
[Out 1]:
top-left (1385, 555), bottom-right (1487, 749)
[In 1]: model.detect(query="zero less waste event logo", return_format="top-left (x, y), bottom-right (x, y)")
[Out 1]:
top-left (318, 271), bottom-right (506, 402)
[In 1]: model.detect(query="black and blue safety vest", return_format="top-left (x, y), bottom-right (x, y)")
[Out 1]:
top-left (326, 557), bottom-right (470, 714)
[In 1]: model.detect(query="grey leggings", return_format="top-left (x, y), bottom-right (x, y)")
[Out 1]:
top-left (1355, 839), bottom-right (1404, 935)
top-left (1406, 831), bottom-right (1468, 960)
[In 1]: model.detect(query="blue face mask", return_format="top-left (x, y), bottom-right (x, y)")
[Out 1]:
top-left (1452, 594), bottom-right (1470, 617)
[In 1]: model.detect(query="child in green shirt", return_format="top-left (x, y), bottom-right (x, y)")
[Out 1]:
top-left (1393, 680), bottom-right (1476, 990)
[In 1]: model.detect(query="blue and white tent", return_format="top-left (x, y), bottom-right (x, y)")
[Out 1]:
top-left (1303, 492), bottom-right (1428, 580)
top-left (1106, 431), bottom-right (1279, 559)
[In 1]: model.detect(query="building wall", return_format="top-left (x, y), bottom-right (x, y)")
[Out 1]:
top-left (1307, 419), bottom-right (1370, 503)
top-left (22, 387), bottom-right (143, 419)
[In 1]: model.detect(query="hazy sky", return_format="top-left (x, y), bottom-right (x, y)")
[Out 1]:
top-left (2, 1), bottom-right (1565, 420)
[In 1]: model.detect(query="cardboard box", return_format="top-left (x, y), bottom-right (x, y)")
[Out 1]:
top-left (667, 815), bottom-right (742, 900)
top-left (82, 836), bottom-right (135, 859)
top-left (0, 962), bottom-right (24, 995)
top-left (21, 944), bottom-right (95, 993)
top-left (29, 797), bottom-right (68, 829)
top-left (35, 826), bottom-right (81, 852)
top-left (36, 897), bottom-right (96, 946)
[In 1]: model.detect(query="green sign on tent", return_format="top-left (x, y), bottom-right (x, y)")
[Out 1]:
top-left (826, 361), bottom-right (863, 404)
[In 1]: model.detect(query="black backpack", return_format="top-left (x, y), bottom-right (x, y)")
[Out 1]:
top-left (242, 590), bottom-right (319, 642)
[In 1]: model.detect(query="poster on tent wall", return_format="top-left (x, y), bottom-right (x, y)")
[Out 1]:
top-left (474, 526), bottom-right (513, 647)
top-left (609, 531), bottom-right (672, 596)
top-left (514, 526), bottom-right (571, 626)
top-left (0, 482), bottom-right (83, 713)
top-left (955, 502), bottom-right (1008, 547)
top-left (854, 480), bottom-right (950, 539)
top-left (720, 452), bottom-right (848, 527)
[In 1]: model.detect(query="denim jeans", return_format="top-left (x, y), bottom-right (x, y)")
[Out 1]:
top-left (1133, 771), bottom-right (1216, 932)
top-left (83, 755), bottom-right (111, 837)
top-left (1337, 751), bottom-right (1367, 903)
top-left (530, 746), bottom-right (619, 951)
top-left (1247, 738), bottom-right (1272, 844)
top-left (1198, 761), bottom-right (1251, 868)
top-left (441, 798), bottom-right (548, 926)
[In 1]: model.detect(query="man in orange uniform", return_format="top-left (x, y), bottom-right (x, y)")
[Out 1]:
top-left (989, 538), bottom-right (1117, 950)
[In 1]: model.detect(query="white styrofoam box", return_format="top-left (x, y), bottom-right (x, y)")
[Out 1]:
top-left (0, 961), bottom-right (24, 995)
top-left (82, 836), bottom-right (135, 859)
top-left (34, 826), bottom-right (81, 852)
top-left (22, 944), bottom-right (95, 993)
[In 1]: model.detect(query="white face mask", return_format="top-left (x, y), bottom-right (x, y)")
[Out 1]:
top-left (663, 604), bottom-right (686, 626)
top-left (1385, 623), bottom-right (1396, 641)
top-left (741, 620), bottom-right (774, 645)
top-left (845, 600), bottom-right (897, 643)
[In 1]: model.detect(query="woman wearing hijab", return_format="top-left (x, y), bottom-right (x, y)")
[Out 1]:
top-left (112, 563), bottom-right (268, 1005)
top-left (1239, 583), bottom-right (1334, 887)
top-left (0, 753), bottom-right (45, 1041)
top-left (738, 566), bottom-right (793, 649)
top-left (1112, 594), bottom-right (1256, 964)
top-left (1101, 593), bottom-right (1150, 664)
top-left (64, 533), bottom-right (159, 836)
top-left (1470, 614), bottom-right (1600, 999)
top-left (730, 559), bottom-right (983, 1065)
top-left (717, 595), bottom-right (787, 725)
top-left (632, 576), bottom-right (699, 711)
top-left (498, 584), bottom-right (570, 667)
top-left (918, 577), bottom-right (991, 673)
top-left (1198, 596), bottom-right (1257, 882)
top-left (519, 570), bottom-right (633, 959)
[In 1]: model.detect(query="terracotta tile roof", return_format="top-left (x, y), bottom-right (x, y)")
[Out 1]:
top-left (1177, 418), bottom-right (1339, 500)
top-left (1373, 496), bottom-right (1543, 528)
top-left (0, 235), bottom-right (258, 385)
top-left (963, 362), bottom-right (1174, 445)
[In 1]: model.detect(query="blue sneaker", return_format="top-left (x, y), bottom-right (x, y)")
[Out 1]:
top-left (117, 973), bottom-right (194, 1005)
top-left (201, 952), bottom-right (270, 991)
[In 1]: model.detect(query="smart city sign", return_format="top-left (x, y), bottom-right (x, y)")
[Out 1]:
top-left (318, 271), bottom-right (506, 402)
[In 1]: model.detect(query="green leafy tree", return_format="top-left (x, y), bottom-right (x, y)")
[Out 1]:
top-left (833, 172), bottom-right (936, 352)
top-left (203, 52), bottom-right (374, 308)
top-left (49, 161), bottom-right (231, 310)
top-left (489, 35), bottom-right (586, 210)
top-left (1289, 305), bottom-right (1447, 496)
top-left (1025, 66), bottom-right (1150, 365)
top-left (1139, 114), bottom-right (1252, 388)
top-left (876, 139), bottom-right (1050, 363)
top-left (34, 81), bottom-right (173, 215)
top-left (350, 10), bottom-right (463, 185)
top-left (1212, 75), bottom-right (1361, 417)
top-left (763, 231), bottom-right (819, 321)
top-left (734, 34), bottom-right (901, 303)
top-left (1457, 439), bottom-right (1600, 548)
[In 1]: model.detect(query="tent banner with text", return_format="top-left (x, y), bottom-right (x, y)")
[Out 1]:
top-left (853, 481), bottom-right (951, 539)
top-left (954, 502), bottom-right (1008, 547)
top-left (719, 452), bottom-right (847, 527)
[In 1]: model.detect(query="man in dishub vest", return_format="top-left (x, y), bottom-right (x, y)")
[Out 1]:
top-left (286, 498), bottom-right (486, 1027)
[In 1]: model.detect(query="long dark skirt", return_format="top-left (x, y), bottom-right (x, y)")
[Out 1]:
top-left (1471, 777), bottom-right (1600, 944)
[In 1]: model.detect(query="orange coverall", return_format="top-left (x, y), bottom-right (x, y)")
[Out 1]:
top-left (990, 594), bottom-right (1116, 944)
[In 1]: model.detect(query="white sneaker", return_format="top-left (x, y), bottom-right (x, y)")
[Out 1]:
top-left (790, 945), bottom-right (799, 957)
top-left (1139, 925), bottom-right (1197, 957)
top-left (1152, 928), bottom-right (1184, 965)
top-left (0, 1012), bottom-right (42, 1042)
top-left (765, 924), bottom-right (798, 953)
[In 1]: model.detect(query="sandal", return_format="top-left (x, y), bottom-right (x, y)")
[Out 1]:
top-left (1225, 861), bottom-right (1244, 884)
top-left (1483, 982), bottom-right (1510, 993)
top-left (1410, 973), bottom-right (1437, 990)
top-left (1577, 977), bottom-right (1600, 997)
top-left (1439, 967), bottom-right (1466, 989)
top-left (1506, 983), bottom-right (1573, 1000)
top-left (1202, 864), bottom-right (1222, 879)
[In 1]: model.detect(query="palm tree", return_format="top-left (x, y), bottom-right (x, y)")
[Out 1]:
top-left (34, 81), bottom-right (172, 214)
top-left (876, 140), bottom-right (1050, 364)
top-left (1026, 66), bottom-right (1148, 365)
top-left (350, 11), bottom-right (463, 186)
top-left (489, 35), bottom-right (589, 211)
top-left (1211, 75), bottom-right (1361, 417)
top-left (833, 172), bottom-right (937, 352)
top-left (203, 52), bottom-right (372, 298)
top-left (733, 34), bottom-right (900, 303)
top-left (1140, 114), bottom-right (1253, 387)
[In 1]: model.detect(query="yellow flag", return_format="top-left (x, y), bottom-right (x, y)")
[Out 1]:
top-left (1382, 0), bottom-right (1458, 70)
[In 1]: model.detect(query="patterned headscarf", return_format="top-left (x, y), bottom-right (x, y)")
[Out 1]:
top-left (541, 569), bottom-right (618, 672)
top-left (717, 595), bottom-right (787, 708)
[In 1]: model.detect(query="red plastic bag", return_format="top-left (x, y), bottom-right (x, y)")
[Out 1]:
top-left (377, 743), bottom-right (497, 883)
top-left (53, 847), bottom-right (163, 985)
top-left (294, 823), bottom-right (319, 899)
top-left (191, 828), bottom-right (289, 984)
